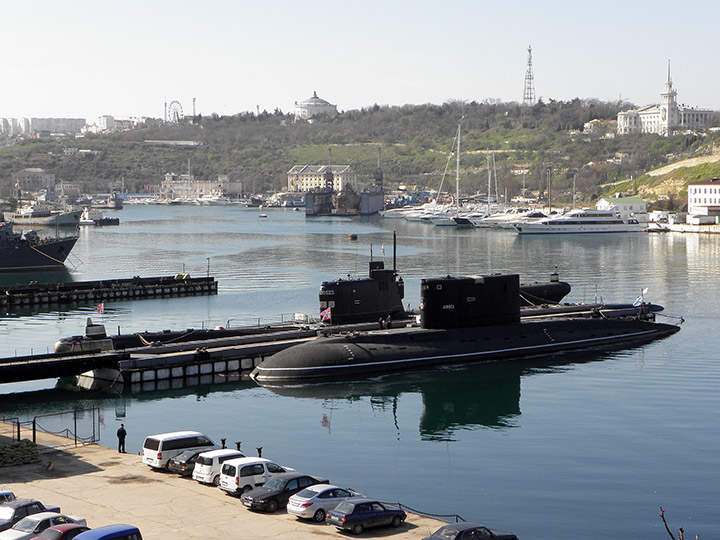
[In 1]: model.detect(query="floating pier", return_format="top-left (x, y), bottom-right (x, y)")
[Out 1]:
top-left (0, 275), bottom-right (218, 308)
top-left (0, 325), bottom-right (319, 386)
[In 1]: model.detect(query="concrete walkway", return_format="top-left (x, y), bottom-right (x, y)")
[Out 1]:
top-left (1, 443), bottom-right (447, 540)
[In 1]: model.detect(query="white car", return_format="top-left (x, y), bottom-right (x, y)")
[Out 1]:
top-left (287, 483), bottom-right (364, 522)
top-left (192, 449), bottom-right (245, 485)
top-left (0, 512), bottom-right (86, 540)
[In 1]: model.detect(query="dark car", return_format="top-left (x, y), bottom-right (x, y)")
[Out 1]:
top-left (0, 500), bottom-right (61, 532)
top-left (167, 449), bottom-right (206, 477)
top-left (422, 522), bottom-right (519, 540)
top-left (240, 472), bottom-right (328, 513)
top-left (326, 498), bottom-right (406, 535)
top-left (30, 523), bottom-right (91, 540)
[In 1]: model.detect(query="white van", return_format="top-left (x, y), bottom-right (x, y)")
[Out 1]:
top-left (142, 431), bottom-right (215, 469)
top-left (218, 457), bottom-right (293, 495)
top-left (192, 449), bottom-right (245, 485)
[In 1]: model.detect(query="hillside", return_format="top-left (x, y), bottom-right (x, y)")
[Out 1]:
top-left (1, 99), bottom-right (719, 207)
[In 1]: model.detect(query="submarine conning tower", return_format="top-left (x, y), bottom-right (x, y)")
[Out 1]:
top-left (319, 260), bottom-right (406, 325)
top-left (421, 274), bottom-right (520, 329)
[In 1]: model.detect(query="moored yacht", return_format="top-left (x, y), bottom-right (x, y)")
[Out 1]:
top-left (514, 209), bottom-right (646, 234)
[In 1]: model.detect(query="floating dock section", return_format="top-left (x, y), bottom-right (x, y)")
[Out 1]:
top-left (0, 275), bottom-right (218, 308)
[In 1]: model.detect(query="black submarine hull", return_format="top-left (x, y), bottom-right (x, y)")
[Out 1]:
top-left (251, 317), bottom-right (680, 382)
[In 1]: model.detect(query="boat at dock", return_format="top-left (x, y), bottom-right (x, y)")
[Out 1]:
top-left (251, 273), bottom-right (680, 382)
top-left (514, 209), bottom-right (646, 234)
top-left (5, 202), bottom-right (82, 226)
top-left (0, 217), bottom-right (78, 272)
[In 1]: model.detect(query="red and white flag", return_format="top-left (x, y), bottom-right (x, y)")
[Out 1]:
top-left (96, 303), bottom-right (104, 314)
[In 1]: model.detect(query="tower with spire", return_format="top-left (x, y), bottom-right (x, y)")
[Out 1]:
top-left (659, 59), bottom-right (679, 135)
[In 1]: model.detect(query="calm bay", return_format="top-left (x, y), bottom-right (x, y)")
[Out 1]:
top-left (0, 204), bottom-right (718, 540)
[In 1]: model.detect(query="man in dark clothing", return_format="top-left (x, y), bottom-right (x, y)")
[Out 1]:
top-left (117, 424), bottom-right (127, 453)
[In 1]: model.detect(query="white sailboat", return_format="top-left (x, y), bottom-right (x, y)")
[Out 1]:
top-left (431, 122), bottom-right (473, 228)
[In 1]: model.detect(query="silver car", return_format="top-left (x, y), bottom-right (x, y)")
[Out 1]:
top-left (287, 483), bottom-right (364, 522)
top-left (0, 512), bottom-right (86, 540)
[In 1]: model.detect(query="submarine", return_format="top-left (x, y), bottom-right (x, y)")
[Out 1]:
top-left (251, 273), bottom-right (680, 382)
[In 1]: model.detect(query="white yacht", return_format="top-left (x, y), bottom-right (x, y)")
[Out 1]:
top-left (196, 194), bottom-right (232, 206)
top-left (514, 209), bottom-right (646, 234)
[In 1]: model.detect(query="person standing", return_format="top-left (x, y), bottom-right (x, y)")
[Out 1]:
top-left (117, 423), bottom-right (127, 453)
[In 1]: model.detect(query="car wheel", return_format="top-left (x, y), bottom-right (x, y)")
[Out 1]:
top-left (351, 524), bottom-right (363, 535)
top-left (391, 515), bottom-right (402, 528)
top-left (313, 509), bottom-right (326, 522)
top-left (212, 475), bottom-right (220, 486)
top-left (267, 499), bottom-right (278, 513)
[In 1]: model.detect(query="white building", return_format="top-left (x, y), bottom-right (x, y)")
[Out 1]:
top-left (294, 91), bottom-right (338, 121)
top-left (287, 165), bottom-right (357, 192)
top-left (161, 173), bottom-right (243, 200)
top-left (617, 65), bottom-right (713, 136)
top-left (596, 195), bottom-right (648, 222)
top-left (687, 178), bottom-right (720, 216)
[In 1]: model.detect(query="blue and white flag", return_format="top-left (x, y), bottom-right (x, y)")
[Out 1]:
top-left (633, 296), bottom-right (643, 307)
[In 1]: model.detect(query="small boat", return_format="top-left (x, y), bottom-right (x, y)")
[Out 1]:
top-left (196, 193), bottom-right (232, 206)
top-left (258, 213), bottom-right (268, 218)
top-left (79, 207), bottom-right (120, 226)
top-left (515, 209), bottom-right (646, 234)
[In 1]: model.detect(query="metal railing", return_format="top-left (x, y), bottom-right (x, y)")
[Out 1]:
top-left (20, 408), bottom-right (100, 450)
top-left (0, 417), bottom-right (21, 442)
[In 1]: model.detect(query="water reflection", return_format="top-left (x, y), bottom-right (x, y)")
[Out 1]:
top-left (257, 351), bottom-right (623, 440)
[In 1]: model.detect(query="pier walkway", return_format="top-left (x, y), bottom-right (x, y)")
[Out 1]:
top-left (2, 441), bottom-right (448, 540)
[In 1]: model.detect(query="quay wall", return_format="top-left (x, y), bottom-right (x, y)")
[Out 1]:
top-left (1, 443), bottom-right (448, 540)
top-left (0, 276), bottom-right (218, 309)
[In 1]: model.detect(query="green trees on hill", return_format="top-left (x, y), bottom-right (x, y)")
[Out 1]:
top-left (0, 99), bottom-right (718, 202)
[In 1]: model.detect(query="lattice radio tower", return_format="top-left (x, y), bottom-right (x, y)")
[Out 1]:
top-left (523, 45), bottom-right (536, 105)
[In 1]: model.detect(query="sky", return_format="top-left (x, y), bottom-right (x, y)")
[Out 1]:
top-left (2, 0), bottom-right (719, 122)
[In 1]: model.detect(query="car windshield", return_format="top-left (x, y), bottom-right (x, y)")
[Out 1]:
top-left (39, 529), bottom-right (64, 540)
top-left (433, 526), bottom-right (461, 540)
top-left (174, 451), bottom-right (196, 462)
top-left (0, 507), bottom-right (15, 520)
top-left (13, 517), bottom-right (40, 533)
top-left (334, 502), bottom-right (355, 514)
top-left (263, 477), bottom-right (286, 490)
top-left (295, 488), bottom-right (319, 499)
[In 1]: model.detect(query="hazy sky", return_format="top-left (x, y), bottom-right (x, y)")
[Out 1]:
top-left (2, 0), bottom-right (718, 121)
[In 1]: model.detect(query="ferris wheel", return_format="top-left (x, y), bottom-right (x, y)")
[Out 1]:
top-left (167, 100), bottom-right (184, 123)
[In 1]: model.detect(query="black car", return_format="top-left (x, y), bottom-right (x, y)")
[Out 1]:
top-left (240, 472), bottom-right (328, 513)
top-left (0, 499), bottom-right (61, 532)
top-left (422, 522), bottom-right (519, 540)
top-left (167, 449), bottom-right (206, 476)
top-left (326, 498), bottom-right (406, 535)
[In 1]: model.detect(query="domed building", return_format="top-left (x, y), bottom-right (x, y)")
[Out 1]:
top-left (294, 91), bottom-right (338, 121)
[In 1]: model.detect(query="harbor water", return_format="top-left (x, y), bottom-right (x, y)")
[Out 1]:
top-left (0, 205), bottom-right (718, 540)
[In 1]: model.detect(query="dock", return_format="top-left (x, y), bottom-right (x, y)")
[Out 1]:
top-left (0, 326), bottom-right (319, 385)
top-left (1, 438), bottom-right (448, 540)
top-left (0, 275), bottom-right (218, 309)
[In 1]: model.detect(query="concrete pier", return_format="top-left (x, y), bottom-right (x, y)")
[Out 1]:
top-left (0, 275), bottom-right (218, 309)
top-left (1, 442), bottom-right (448, 540)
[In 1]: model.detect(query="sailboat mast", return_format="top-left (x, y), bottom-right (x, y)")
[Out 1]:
top-left (456, 123), bottom-right (461, 216)
top-left (487, 154), bottom-right (491, 216)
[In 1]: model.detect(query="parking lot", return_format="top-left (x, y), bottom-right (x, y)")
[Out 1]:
top-left (1, 442), bottom-right (447, 540)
